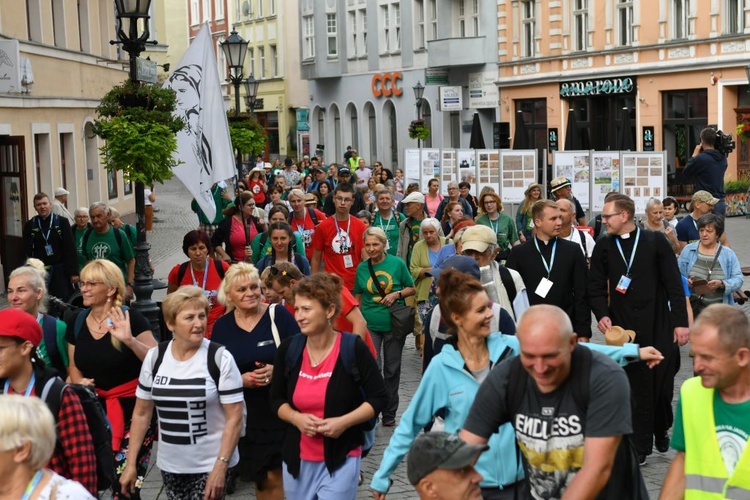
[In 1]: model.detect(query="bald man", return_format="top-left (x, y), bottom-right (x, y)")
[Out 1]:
top-left (461, 305), bottom-right (642, 499)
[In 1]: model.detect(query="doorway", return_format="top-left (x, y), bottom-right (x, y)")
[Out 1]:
top-left (0, 136), bottom-right (28, 283)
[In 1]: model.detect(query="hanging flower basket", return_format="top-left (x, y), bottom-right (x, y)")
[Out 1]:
top-left (408, 119), bottom-right (431, 141)
top-left (736, 114), bottom-right (750, 141)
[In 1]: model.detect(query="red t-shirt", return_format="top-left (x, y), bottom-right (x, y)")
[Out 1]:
top-left (291, 208), bottom-right (326, 262)
top-left (229, 216), bottom-right (260, 262)
top-left (311, 215), bottom-right (366, 291)
top-left (167, 259), bottom-right (230, 339)
top-left (249, 180), bottom-right (266, 205)
top-left (293, 334), bottom-right (361, 461)
top-left (335, 288), bottom-right (377, 359)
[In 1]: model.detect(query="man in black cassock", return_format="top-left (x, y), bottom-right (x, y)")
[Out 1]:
top-left (506, 199), bottom-right (591, 339)
top-left (588, 194), bottom-right (689, 463)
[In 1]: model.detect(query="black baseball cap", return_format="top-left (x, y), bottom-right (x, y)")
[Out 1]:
top-left (407, 432), bottom-right (488, 485)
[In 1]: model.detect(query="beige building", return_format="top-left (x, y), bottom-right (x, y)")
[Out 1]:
top-left (233, 0), bottom-right (308, 160)
top-left (499, 0), bottom-right (750, 185)
top-left (0, 1), bottom-right (154, 277)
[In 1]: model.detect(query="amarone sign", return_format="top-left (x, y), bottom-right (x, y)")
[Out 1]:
top-left (560, 76), bottom-right (635, 97)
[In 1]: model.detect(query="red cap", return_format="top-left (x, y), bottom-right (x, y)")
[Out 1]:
top-left (0, 309), bottom-right (43, 347)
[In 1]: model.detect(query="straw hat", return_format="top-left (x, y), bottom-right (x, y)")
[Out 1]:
top-left (604, 326), bottom-right (636, 346)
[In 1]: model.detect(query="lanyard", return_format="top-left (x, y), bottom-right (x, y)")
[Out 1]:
top-left (615, 228), bottom-right (641, 277)
top-left (533, 237), bottom-right (557, 278)
top-left (36, 214), bottom-right (55, 244)
top-left (20, 470), bottom-right (43, 500)
top-left (189, 259), bottom-right (210, 289)
top-left (4, 372), bottom-right (36, 397)
top-left (488, 215), bottom-right (500, 234)
top-left (377, 211), bottom-right (394, 232)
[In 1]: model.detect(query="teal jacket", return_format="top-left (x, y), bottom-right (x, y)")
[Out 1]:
top-left (370, 333), bottom-right (641, 492)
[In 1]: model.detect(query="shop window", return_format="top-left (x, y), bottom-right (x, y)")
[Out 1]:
top-left (514, 99), bottom-right (548, 150)
top-left (616, 0), bottom-right (634, 46)
top-left (662, 89), bottom-right (707, 193)
top-left (521, 0), bottom-right (536, 58)
top-left (573, 0), bottom-right (588, 52)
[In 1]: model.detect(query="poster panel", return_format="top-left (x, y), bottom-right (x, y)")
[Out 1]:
top-left (403, 149), bottom-right (420, 190)
top-left (591, 151), bottom-right (621, 212)
top-left (457, 150), bottom-right (477, 194)
top-left (420, 149), bottom-right (441, 193)
top-left (477, 150), bottom-right (500, 195)
top-left (621, 151), bottom-right (667, 214)
top-left (440, 150), bottom-right (458, 193)
top-left (552, 150), bottom-right (590, 209)
top-left (500, 150), bottom-right (537, 204)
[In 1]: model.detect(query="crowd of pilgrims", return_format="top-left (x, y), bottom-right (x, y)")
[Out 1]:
top-left (1, 153), bottom-right (744, 499)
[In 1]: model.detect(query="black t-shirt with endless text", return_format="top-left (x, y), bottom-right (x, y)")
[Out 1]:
top-left (463, 350), bottom-right (631, 499)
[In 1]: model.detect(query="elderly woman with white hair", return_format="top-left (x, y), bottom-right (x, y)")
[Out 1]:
top-left (72, 207), bottom-right (90, 272)
top-left (409, 218), bottom-right (447, 331)
top-left (354, 227), bottom-right (416, 427)
top-left (0, 394), bottom-right (95, 499)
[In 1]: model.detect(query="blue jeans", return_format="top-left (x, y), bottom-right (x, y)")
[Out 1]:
top-left (369, 329), bottom-right (406, 421)
top-left (282, 455), bottom-right (360, 500)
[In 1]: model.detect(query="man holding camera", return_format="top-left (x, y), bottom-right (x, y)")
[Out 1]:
top-left (683, 127), bottom-right (728, 218)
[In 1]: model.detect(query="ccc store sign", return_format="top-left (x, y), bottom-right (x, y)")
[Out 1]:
top-left (371, 72), bottom-right (403, 98)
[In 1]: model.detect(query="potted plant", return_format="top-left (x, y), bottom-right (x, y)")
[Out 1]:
top-left (408, 119), bottom-right (431, 141)
top-left (92, 80), bottom-right (185, 185)
top-left (724, 178), bottom-right (750, 217)
top-left (736, 114), bottom-right (750, 142)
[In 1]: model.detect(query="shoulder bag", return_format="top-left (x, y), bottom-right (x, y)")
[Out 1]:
top-left (367, 259), bottom-right (415, 341)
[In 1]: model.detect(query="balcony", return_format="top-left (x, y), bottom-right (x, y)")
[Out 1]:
top-left (427, 37), bottom-right (490, 68)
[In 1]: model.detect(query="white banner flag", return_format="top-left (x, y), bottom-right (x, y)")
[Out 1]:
top-left (164, 23), bottom-right (235, 222)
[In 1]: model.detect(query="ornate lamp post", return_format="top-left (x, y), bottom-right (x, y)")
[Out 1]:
top-left (244, 74), bottom-right (260, 117)
top-left (413, 81), bottom-right (425, 148)
top-left (220, 31), bottom-right (250, 179)
top-left (112, 0), bottom-right (160, 338)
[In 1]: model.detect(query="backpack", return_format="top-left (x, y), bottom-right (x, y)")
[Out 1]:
top-left (40, 377), bottom-right (117, 492)
top-left (151, 340), bottom-right (224, 389)
top-left (505, 346), bottom-right (648, 500)
top-left (40, 314), bottom-right (66, 376)
top-left (80, 226), bottom-right (124, 261)
top-left (176, 259), bottom-right (226, 286)
top-left (284, 332), bottom-right (377, 431)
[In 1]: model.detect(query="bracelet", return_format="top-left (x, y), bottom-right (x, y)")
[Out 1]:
top-left (217, 456), bottom-right (229, 464)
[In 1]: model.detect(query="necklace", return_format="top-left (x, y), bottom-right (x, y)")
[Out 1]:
top-left (236, 307), bottom-right (264, 332)
top-left (308, 337), bottom-right (336, 367)
top-left (88, 311), bottom-right (110, 331)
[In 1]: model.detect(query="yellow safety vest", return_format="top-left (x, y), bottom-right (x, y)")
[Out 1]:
top-left (682, 376), bottom-right (750, 499)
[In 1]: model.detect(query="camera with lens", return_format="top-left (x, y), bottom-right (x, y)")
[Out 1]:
top-left (714, 129), bottom-right (736, 156)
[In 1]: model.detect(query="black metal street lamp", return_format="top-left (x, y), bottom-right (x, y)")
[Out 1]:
top-left (220, 30), bottom-right (250, 179)
top-left (413, 81), bottom-right (425, 148)
top-left (244, 74), bottom-right (260, 117)
top-left (112, 0), bottom-right (160, 338)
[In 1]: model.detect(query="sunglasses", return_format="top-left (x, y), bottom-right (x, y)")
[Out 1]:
top-left (269, 267), bottom-right (288, 277)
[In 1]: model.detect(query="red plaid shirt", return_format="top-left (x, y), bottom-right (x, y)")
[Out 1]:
top-left (46, 386), bottom-right (98, 494)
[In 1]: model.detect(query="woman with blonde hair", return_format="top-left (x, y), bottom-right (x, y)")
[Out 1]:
top-left (476, 191), bottom-right (519, 261)
top-left (515, 182), bottom-right (543, 242)
top-left (0, 394), bottom-right (95, 498)
top-left (213, 263), bottom-right (300, 498)
top-left (66, 259), bottom-right (157, 499)
top-left (7, 260), bottom-right (69, 375)
top-left (121, 286), bottom-right (245, 500)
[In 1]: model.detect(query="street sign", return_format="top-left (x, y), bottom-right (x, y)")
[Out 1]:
top-left (425, 68), bottom-right (449, 85)
top-left (135, 57), bottom-right (157, 84)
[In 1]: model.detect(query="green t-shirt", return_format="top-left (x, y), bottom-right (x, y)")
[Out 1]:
top-left (74, 226), bottom-right (88, 273)
top-left (671, 390), bottom-right (750, 475)
top-left (407, 219), bottom-right (422, 265)
top-left (37, 316), bottom-right (69, 368)
top-left (191, 186), bottom-right (231, 225)
top-left (353, 255), bottom-right (414, 332)
top-left (476, 213), bottom-right (519, 251)
top-left (250, 231), bottom-right (306, 264)
top-left (372, 211), bottom-right (404, 256)
top-left (83, 227), bottom-right (135, 280)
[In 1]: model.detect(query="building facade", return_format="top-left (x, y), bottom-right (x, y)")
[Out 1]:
top-left (499, 0), bottom-right (750, 183)
top-left (0, 0), bottom-right (145, 279)
top-left (299, 0), bottom-right (500, 170)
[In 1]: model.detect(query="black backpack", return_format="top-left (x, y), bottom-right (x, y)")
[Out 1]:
top-left (150, 340), bottom-right (224, 389)
top-left (175, 259), bottom-right (226, 286)
top-left (40, 378), bottom-right (117, 492)
top-left (505, 346), bottom-right (648, 500)
top-left (284, 332), bottom-right (376, 431)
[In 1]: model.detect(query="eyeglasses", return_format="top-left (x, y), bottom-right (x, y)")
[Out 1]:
top-left (269, 267), bottom-right (288, 277)
top-left (334, 196), bottom-right (353, 204)
top-left (78, 280), bottom-right (104, 289)
top-left (600, 211), bottom-right (624, 221)
top-left (448, 187), bottom-right (458, 191)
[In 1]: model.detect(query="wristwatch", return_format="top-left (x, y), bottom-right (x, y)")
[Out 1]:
top-left (398, 291), bottom-right (402, 299)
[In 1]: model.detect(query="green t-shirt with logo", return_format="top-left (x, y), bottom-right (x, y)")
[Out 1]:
top-left (671, 390), bottom-right (750, 475)
top-left (372, 211), bottom-right (404, 256)
top-left (406, 219), bottom-right (422, 265)
top-left (83, 227), bottom-right (135, 280)
top-left (353, 254), bottom-right (415, 332)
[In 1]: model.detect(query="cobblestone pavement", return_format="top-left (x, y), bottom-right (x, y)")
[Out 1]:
top-left (16, 177), bottom-right (750, 499)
